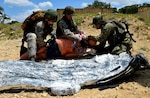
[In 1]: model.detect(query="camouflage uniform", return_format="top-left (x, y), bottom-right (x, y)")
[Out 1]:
top-left (34, 21), bottom-right (54, 47)
top-left (26, 9), bottom-right (57, 60)
top-left (56, 6), bottom-right (81, 41)
top-left (91, 16), bottom-right (132, 55)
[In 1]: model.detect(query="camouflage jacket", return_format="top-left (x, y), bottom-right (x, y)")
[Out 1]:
top-left (96, 22), bottom-right (132, 48)
top-left (35, 21), bottom-right (53, 47)
top-left (56, 16), bottom-right (80, 40)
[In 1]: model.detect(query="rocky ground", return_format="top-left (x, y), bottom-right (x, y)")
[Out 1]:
top-left (0, 14), bottom-right (150, 98)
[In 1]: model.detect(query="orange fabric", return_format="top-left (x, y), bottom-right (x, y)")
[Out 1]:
top-left (19, 46), bottom-right (47, 60)
top-left (56, 39), bottom-right (73, 55)
top-left (64, 52), bottom-right (78, 58)
top-left (19, 39), bottom-right (87, 60)
top-left (36, 46), bottom-right (47, 59)
top-left (19, 51), bottom-right (29, 60)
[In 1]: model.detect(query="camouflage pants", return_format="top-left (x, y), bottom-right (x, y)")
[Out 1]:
top-left (26, 33), bottom-right (37, 58)
top-left (112, 44), bottom-right (129, 55)
top-left (96, 43), bottom-right (132, 55)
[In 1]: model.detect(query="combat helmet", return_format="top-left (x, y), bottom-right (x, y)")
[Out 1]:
top-left (44, 9), bottom-right (58, 22)
top-left (63, 6), bottom-right (75, 14)
top-left (92, 15), bottom-right (103, 25)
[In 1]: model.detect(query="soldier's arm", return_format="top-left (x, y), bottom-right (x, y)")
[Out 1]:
top-left (58, 20), bottom-right (81, 41)
top-left (35, 22), bottom-right (46, 47)
top-left (98, 23), bottom-right (115, 43)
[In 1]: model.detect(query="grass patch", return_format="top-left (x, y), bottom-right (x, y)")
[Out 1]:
top-left (0, 23), bottom-right (23, 40)
top-left (140, 46), bottom-right (150, 52)
top-left (137, 10), bottom-right (150, 26)
top-left (74, 13), bottom-right (96, 25)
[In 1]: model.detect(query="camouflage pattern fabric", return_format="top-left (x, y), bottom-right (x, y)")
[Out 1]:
top-left (21, 10), bottom-right (45, 33)
top-left (20, 10), bottom-right (55, 57)
top-left (26, 33), bottom-right (37, 58)
top-left (56, 16), bottom-right (80, 40)
top-left (34, 21), bottom-right (45, 47)
top-left (94, 22), bottom-right (132, 54)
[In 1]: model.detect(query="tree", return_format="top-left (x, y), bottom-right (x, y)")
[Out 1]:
top-left (118, 4), bottom-right (139, 14)
top-left (0, 6), bottom-right (10, 23)
top-left (0, 6), bottom-right (4, 12)
top-left (85, 0), bottom-right (112, 8)
top-left (142, 3), bottom-right (150, 7)
top-left (0, 6), bottom-right (4, 22)
top-left (118, 3), bottom-right (150, 14)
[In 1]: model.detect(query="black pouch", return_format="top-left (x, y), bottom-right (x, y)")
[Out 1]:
top-left (46, 39), bottom-right (61, 59)
top-left (20, 45), bottom-right (27, 56)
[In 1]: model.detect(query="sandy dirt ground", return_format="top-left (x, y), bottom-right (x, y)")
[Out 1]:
top-left (0, 16), bottom-right (150, 98)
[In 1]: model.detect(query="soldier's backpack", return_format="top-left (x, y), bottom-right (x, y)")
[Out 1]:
top-left (20, 10), bottom-right (46, 56)
top-left (21, 10), bottom-right (46, 40)
top-left (107, 20), bottom-right (136, 43)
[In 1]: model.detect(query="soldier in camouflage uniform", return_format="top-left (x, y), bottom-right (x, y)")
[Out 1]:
top-left (20, 9), bottom-right (58, 60)
top-left (88, 15), bottom-right (150, 68)
top-left (88, 15), bottom-right (133, 55)
top-left (56, 6), bottom-right (82, 41)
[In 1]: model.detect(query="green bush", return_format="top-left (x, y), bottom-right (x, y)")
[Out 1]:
top-left (0, 23), bottom-right (23, 40)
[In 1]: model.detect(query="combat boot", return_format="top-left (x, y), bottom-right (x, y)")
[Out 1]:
top-left (135, 53), bottom-right (150, 69)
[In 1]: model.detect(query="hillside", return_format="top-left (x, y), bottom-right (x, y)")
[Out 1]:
top-left (0, 13), bottom-right (150, 98)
